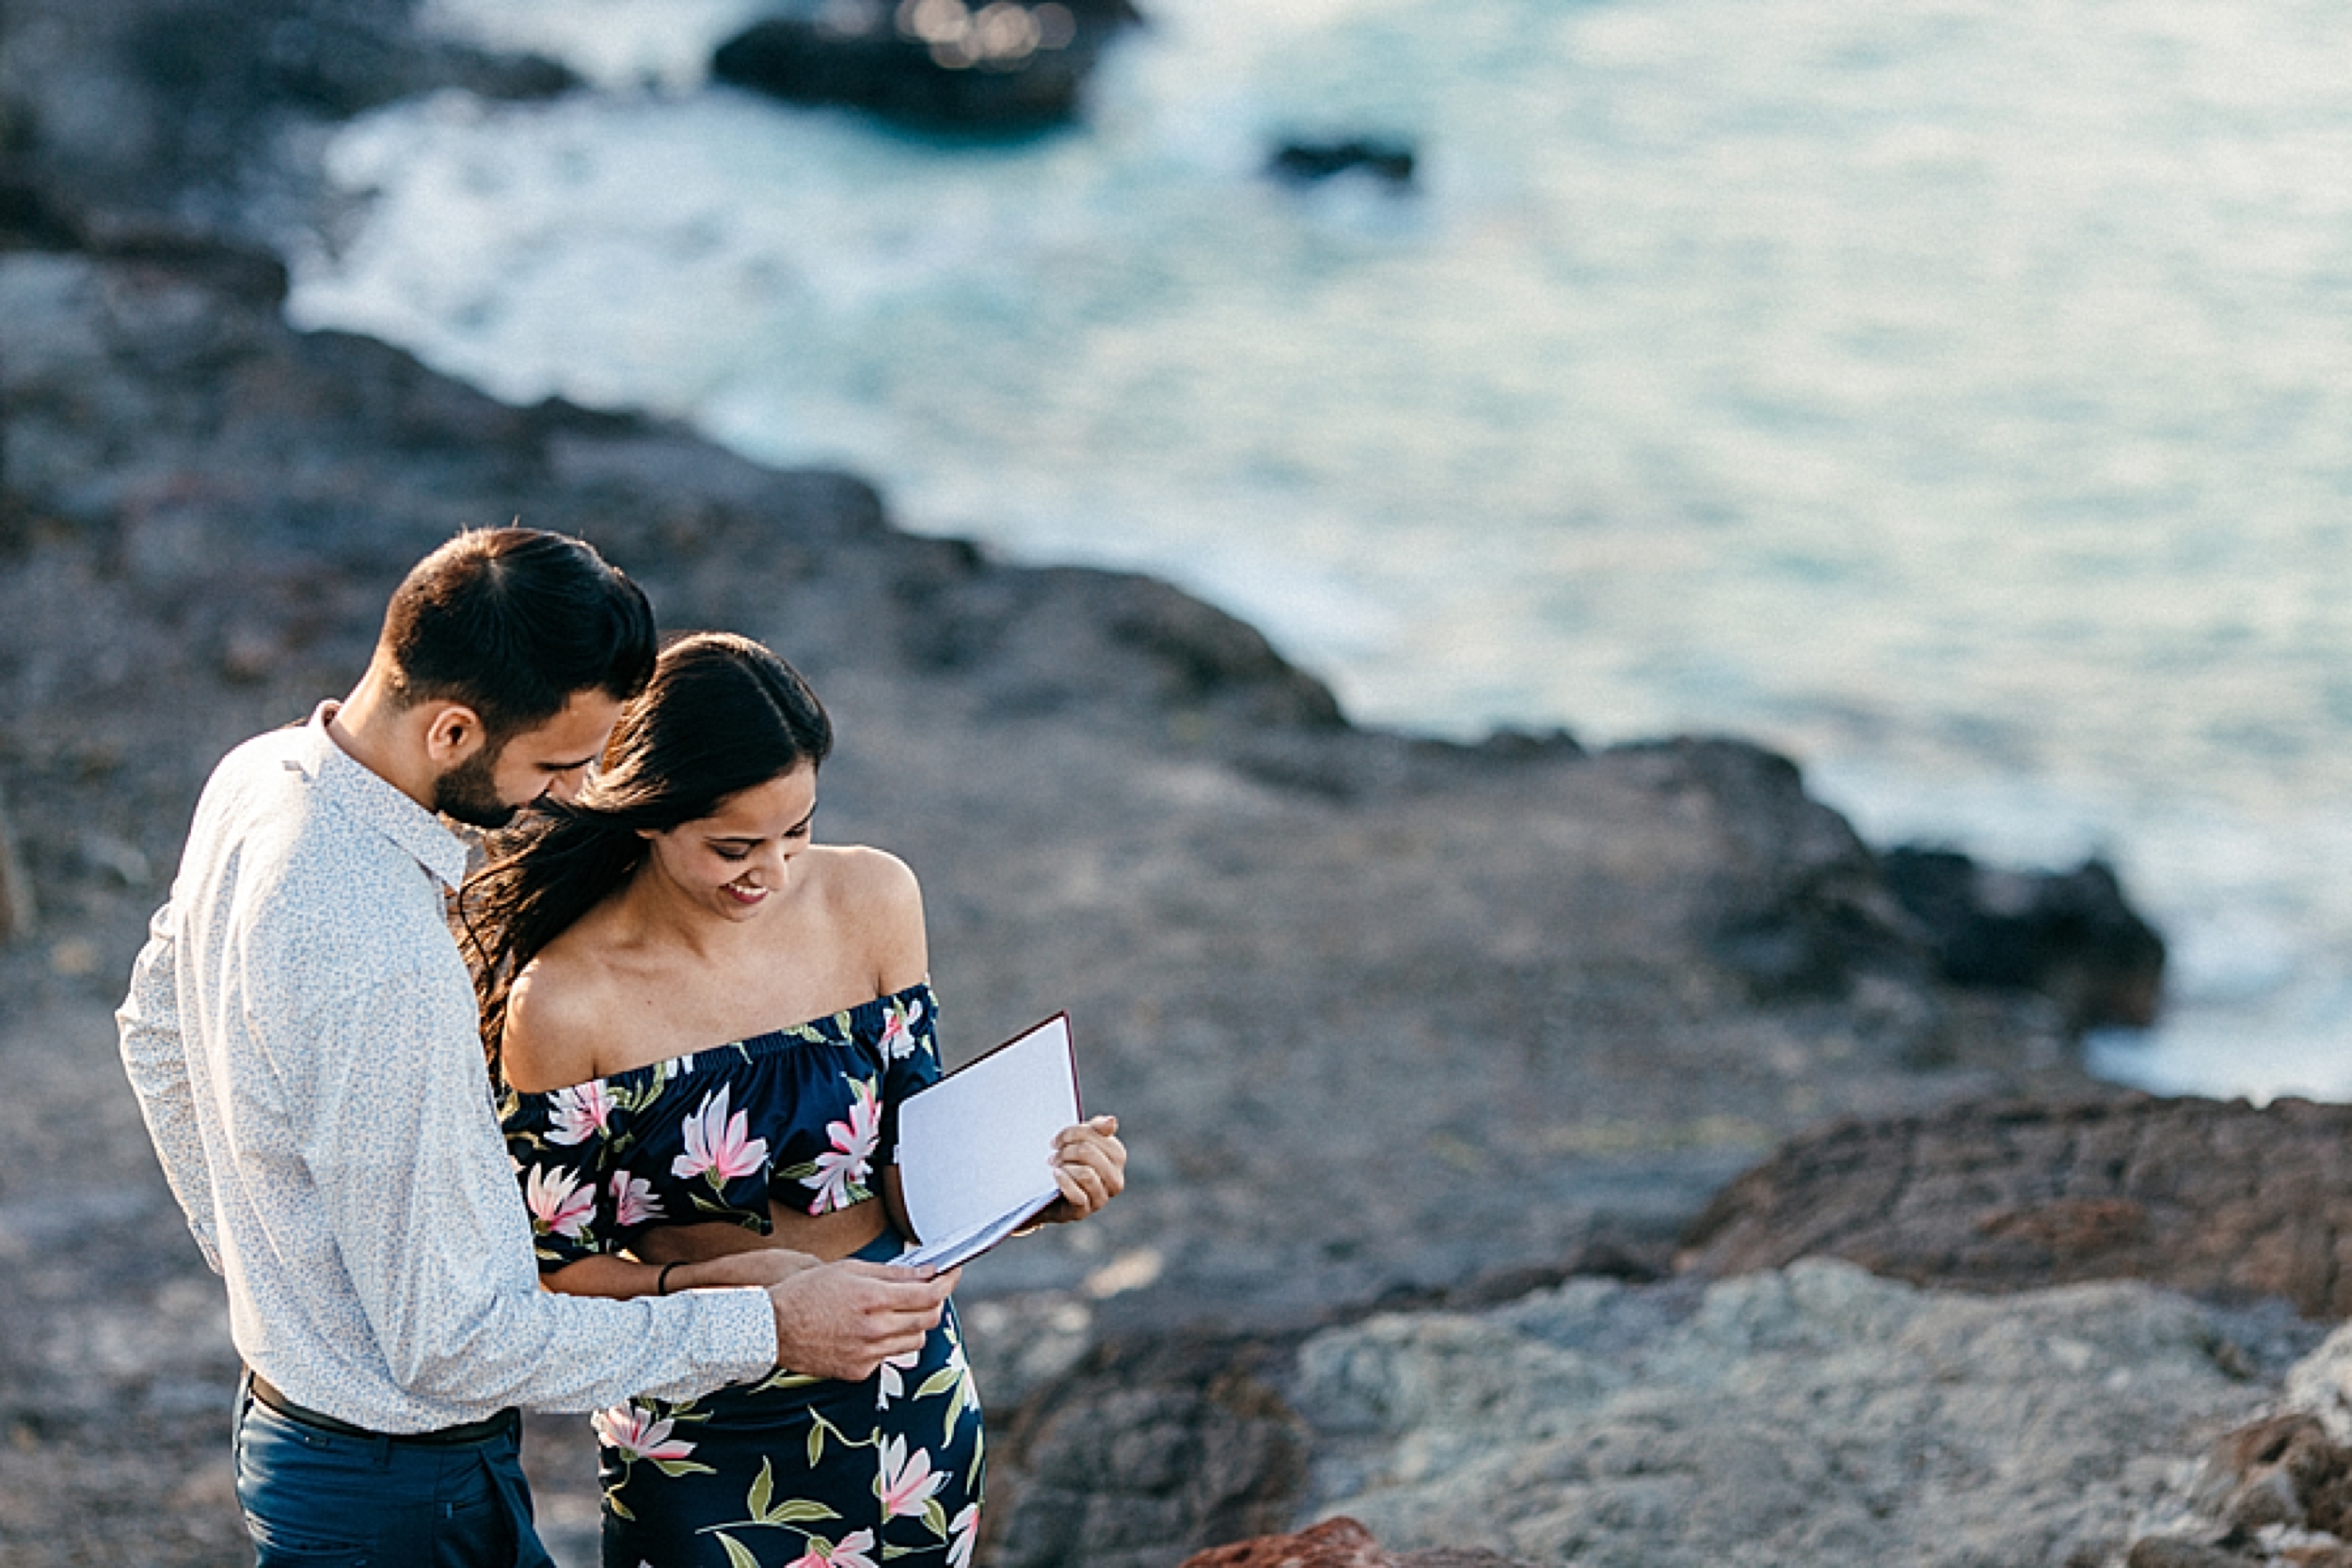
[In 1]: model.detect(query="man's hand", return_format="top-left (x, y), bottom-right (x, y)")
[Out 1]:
top-left (765, 1260), bottom-right (960, 1382)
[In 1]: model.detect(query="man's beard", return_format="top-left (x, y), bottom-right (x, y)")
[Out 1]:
top-left (431, 748), bottom-right (517, 830)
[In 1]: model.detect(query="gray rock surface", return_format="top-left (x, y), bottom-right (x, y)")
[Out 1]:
top-left (1286, 1259), bottom-right (2313, 1568)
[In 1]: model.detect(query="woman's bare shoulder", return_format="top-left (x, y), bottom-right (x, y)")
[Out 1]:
top-left (501, 936), bottom-right (623, 1094)
top-left (810, 845), bottom-right (928, 992)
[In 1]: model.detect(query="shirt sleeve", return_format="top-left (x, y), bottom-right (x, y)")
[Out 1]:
top-left (115, 899), bottom-right (222, 1274)
top-left (296, 963), bottom-right (776, 1416)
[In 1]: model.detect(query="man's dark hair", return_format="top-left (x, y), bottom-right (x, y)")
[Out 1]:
top-left (380, 528), bottom-right (656, 739)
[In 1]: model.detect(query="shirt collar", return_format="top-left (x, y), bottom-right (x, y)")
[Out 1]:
top-left (294, 702), bottom-right (473, 892)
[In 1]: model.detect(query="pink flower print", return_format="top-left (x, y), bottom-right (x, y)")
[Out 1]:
top-left (946, 1503), bottom-right (980, 1568)
top-left (608, 1167), bottom-right (665, 1228)
top-left (671, 1084), bottom-right (769, 1186)
top-left (876, 1346), bottom-right (921, 1408)
top-left (877, 1434), bottom-right (945, 1519)
top-left (591, 1402), bottom-right (697, 1462)
top-left (785, 1530), bottom-right (877, 1568)
top-left (545, 1079), bottom-right (615, 1146)
top-left (875, 997), bottom-right (926, 1062)
top-left (808, 1078), bottom-right (881, 1214)
top-left (523, 1164), bottom-right (596, 1239)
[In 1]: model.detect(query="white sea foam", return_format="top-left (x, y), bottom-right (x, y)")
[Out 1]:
top-left (288, 0), bottom-right (2352, 1099)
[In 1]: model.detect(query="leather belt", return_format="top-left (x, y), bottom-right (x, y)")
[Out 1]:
top-left (245, 1370), bottom-right (518, 1448)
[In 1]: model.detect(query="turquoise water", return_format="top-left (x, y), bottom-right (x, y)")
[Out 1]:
top-left (287, 0), bottom-right (2352, 1101)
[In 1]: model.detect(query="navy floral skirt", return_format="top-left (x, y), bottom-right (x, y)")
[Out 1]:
top-left (591, 1235), bottom-right (983, 1568)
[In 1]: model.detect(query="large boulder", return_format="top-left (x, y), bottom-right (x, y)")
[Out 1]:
top-left (713, 0), bottom-right (1144, 134)
top-left (1677, 1091), bottom-right (2352, 1317)
top-left (1882, 845), bottom-right (2167, 1032)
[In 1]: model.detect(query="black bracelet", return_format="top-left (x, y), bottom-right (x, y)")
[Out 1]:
top-left (657, 1262), bottom-right (681, 1297)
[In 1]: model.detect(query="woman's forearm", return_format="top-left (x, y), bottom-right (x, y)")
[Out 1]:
top-left (541, 1254), bottom-right (675, 1300)
top-left (542, 1250), bottom-right (818, 1299)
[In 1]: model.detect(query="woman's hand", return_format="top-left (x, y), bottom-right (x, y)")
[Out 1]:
top-left (1033, 1115), bottom-right (1124, 1225)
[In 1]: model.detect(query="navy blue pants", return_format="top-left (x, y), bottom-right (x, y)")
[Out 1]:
top-left (233, 1382), bottom-right (558, 1568)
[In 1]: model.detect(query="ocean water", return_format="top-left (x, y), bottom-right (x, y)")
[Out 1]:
top-left (282, 0), bottom-right (2352, 1102)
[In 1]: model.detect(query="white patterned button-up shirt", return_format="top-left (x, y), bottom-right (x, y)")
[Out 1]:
top-left (118, 705), bottom-right (776, 1432)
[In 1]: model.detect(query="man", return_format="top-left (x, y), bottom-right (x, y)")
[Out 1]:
top-left (118, 527), bottom-right (954, 1566)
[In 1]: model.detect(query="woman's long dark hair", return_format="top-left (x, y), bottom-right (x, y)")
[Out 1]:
top-left (461, 631), bottom-right (833, 1078)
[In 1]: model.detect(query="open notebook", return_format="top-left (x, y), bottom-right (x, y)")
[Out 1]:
top-left (895, 1012), bottom-right (1082, 1271)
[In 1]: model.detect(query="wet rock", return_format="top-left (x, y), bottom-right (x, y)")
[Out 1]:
top-left (1882, 845), bottom-right (2168, 1031)
top-left (1677, 1092), bottom-right (2352, 1317)
top-left (1268, 138), bottom-right (1418, 188)
top-left (713, 0), bottom-right (1142, 134)
top-left (1177, 1515), bottom-right (1534, 1567)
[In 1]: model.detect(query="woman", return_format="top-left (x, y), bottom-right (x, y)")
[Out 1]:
top-left (465, 631), bottom-right (1124, 1567)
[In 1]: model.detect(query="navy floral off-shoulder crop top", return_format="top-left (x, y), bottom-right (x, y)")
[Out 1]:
top-left (499, 981), bottom-right (944, 1269)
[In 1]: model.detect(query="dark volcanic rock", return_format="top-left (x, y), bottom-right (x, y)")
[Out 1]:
top-left (1178, 1516), bottom-right (1537, 1568)
top-left (713, 0), bottom-right (1142, 134)
top-left (1615, 737), bottom-right (1927, 1005)
top-left (1268, 138), bottom-right (1418, 188)
top-left (1883, 844), bottom-right (2167, 1032)
top-left (987, 1334), bottom-right (1311, 1568)
top-left (0, 0), bottom-right (575, 242)
top-left (1677, 1091), bottom-right (2352, 1316)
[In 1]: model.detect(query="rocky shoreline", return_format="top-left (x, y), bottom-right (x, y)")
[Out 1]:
top-left (6, 4), bottom-right (2350, 1565)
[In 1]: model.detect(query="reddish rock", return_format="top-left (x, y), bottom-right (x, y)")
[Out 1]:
top-left (1177, 1515), bottom-right (1537, 1568)
top-left (2124, 1541), bottom-right (2255, 1568)
top-left (2188, 1413), bottom-right (2352, 1540)
top-left (1677, 1092), bottom-right (2352, 1317)
top-left (2123, 1413), bottom-right (2352, 1568)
